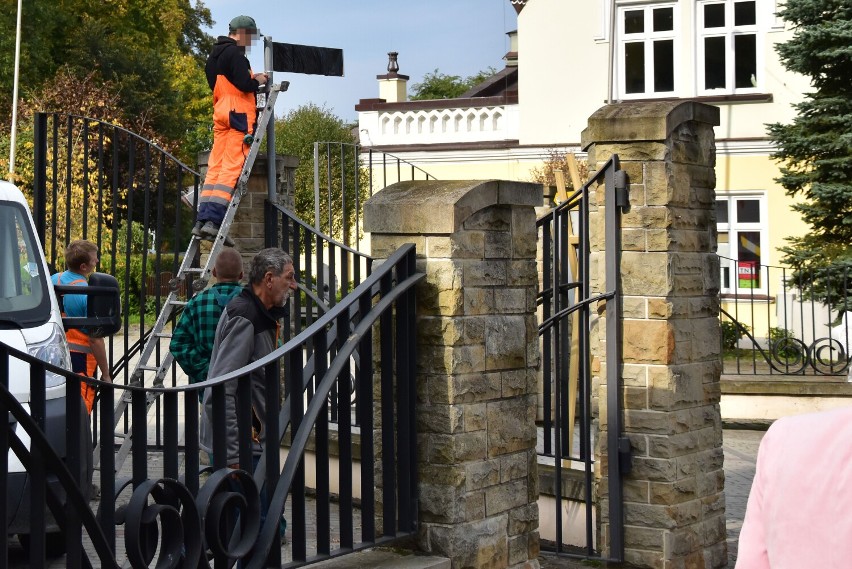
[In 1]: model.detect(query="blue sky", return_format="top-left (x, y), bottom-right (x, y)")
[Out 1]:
top-left (202, 1), bottom-right (518, 122)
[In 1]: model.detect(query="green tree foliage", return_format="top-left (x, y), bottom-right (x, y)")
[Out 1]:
top-left (274, 104), bottom-right (368, 244)
top-left (768, 0), bottom-right (852, 310)
top-left (409, 67), bottom-right (498, 100)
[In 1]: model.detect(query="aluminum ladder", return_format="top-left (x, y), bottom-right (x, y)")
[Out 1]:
top-left (98, 80), bottom-right (289, 471)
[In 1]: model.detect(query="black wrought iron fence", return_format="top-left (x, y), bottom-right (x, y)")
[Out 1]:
top-left (32, 113), bottom-right (201, 436)
top-left (719, 256), bottom-right (852, 376)
top-left (312, 142), bottom-right (434, 252)
top-left (1, 243), bottom-right (422, 568)
top-left (536, 155), bottom-right (629, 561)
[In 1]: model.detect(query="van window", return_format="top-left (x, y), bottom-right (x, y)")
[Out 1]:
top-left (0, 203), bottom-right (51, 328)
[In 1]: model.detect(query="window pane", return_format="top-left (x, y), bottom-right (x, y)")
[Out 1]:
top-left (624, 10), bottom-right (644, 34)
top-left (704, 3), bottom-right (725, 28)
top-left (704, 37), bottom-right (726, 89)
top-left (716, 200), bottom-right (729, 224)
top-left (735, 34), bottom-right (757, 88)
top-left (653, 7), bottom-right (674, 32)
top-left (734, 1), bottom-right (756, 25)
top-left (718, 233), bottom-right (731, 288)
top-left (625, 42), bottom-right (645, 94)
top-left (654, 40), bottom-right (674, 92)
top-left (737, 232), bottom-right (761, 288)
top-left (736, 199), bottom-right (760, 223)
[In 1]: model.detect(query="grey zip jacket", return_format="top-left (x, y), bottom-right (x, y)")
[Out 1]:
top-left (199, 286), bottom-right (288, 464)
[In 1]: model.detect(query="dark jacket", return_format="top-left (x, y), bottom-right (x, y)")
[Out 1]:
top-left (199, 287), bottom-right (288, 463)
top-left (204, 36), bottom-right (260, 93)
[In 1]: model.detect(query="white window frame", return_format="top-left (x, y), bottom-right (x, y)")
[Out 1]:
top-left (717, 192), bottom-right (769, 295)
top-left (616, 2), bottom-right (680, 99)
top-left (696, 0), bottom-right (763, 95)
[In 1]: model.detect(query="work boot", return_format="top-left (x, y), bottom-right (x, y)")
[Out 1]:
top-left (191, 220), bottom-right (205, 237)
top-left (200, 221), bottom-right (235, 247)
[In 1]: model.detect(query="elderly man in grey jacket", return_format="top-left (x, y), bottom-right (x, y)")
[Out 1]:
top-left (200, 247), bottom-right (297, 468)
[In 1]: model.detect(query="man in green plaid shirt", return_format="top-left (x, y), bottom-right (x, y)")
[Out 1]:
top-left (171, 248), bottom-right (244, 399)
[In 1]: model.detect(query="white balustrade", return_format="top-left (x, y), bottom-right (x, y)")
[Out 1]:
top-left (358, 104), bottom-right (520, 146)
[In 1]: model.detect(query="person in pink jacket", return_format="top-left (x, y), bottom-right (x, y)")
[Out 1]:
top-left (736, 405), bottom-right (852, 568)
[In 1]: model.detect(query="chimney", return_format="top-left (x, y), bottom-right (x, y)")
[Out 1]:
top-left (504, 30), bottom-right (518, 67)
top-left (376, 52), bottom-right (409, 103)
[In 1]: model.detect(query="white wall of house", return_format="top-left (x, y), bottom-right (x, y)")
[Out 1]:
top-left (517, 0), bottom-right (810, 145)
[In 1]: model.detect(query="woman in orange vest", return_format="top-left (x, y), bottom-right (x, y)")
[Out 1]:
top-left (51, 240), bottom-right (112, 414)
top-left (192, 15), bottom-right (268, 245)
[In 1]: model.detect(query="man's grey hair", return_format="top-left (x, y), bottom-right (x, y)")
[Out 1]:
top-left (248, 248), bottom-right (293, 285)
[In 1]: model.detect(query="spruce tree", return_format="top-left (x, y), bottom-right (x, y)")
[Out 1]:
top-left (768, 0), bottom-right (852, 310)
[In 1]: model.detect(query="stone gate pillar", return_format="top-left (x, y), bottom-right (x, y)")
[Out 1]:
top-left (581, 102), bottom-right (726, 568)
top-left (196, 152), bottom-right (298, 261)
top-left (364, 180), bottom-right (542, 569)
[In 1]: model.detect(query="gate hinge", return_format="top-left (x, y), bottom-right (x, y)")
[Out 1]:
top-left (614, 170), bottom-right (629, 210)
top-left (618, 436), bottom-right (633, 475)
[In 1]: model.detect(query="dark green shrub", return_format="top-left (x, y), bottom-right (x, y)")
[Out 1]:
top-left (720, 320), bottom-right (749, 350)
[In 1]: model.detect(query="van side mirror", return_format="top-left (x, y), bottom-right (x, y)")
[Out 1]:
top-left (54, 272), bottom-right (122, 337)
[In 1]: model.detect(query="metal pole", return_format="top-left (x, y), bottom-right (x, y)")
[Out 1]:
top-left (9, 0), bottom-right (23, 180)
top-left (314, 143), bottom-right (321, 230)
top-left (264, 35), bottom-right (277, 202)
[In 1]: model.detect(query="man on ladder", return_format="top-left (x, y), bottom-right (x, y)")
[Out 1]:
top-left (192, 15), bottom-right (268, 246)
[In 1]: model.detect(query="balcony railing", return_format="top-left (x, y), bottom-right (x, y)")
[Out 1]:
top-left (358, 96), bottom-right (520, 147)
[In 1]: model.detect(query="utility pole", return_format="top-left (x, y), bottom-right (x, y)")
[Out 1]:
top-left (9, 0), bottom-right (23, 181)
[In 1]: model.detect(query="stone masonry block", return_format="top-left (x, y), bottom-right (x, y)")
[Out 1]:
top-left (494, 288), bottom-right (527, 314)
top-left (622, 296), bottom-right (648, 319)
top-left (464, 260), bottom-right (508, 287)
top-left (623, 319), bottom-right (674, 365)
top-left (508, 503), bottom-right (539, 535)
top-left (485, 479), bottom-right (530, 516)
top-left (486, 397), bottom-right (537, 457)
top-left (624, 499), bottom-right (702, 530)
top-left (464, 288), bottom-right (497, 316)
top-left (486, 315), bottom-right (528, 370)
top-left (428, 233), bottom-right (486, 259)
top-left (427, 372), bottom-right (502, 405)
top-left (427, 515), bottom-right (509, 569)
top-left (485, 231), bottom-right (513, 259)
top-left (649, 477), bottom-right (700, 507)
top-left (621, 252), bottom-right (672, 296)
top-left (499, 451), bottom-right (530, 483)
top-left (464, 403), bottom-right (488, 432)
top-left (428, 431), bottom-right (489, 464)
top-left (417, 401), bottom-right (466, 434)
top-left (466, 459), bottom-right (501, 492)
top-left (465, 205), bottom-right (512, 232)
top-left (418, 344), bottom-right (485, 375)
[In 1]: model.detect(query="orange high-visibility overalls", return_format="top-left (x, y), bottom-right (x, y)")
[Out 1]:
top-left (197, 41), bottom-right (258, 226)
top-left (56, 274), bottom-right (98, 414)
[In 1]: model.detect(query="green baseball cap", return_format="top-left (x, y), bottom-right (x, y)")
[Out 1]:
top-left (229, 15), bottom-right (258, 32)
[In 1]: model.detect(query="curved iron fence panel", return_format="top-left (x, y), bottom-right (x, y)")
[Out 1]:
top-left (718, 256), bottom-right (852, 376)
top-left (0, 243), bottom-right (421, 568)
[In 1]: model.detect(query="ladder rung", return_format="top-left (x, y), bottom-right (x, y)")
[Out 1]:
top-left (154, 332), bottom-right (173, 339)
top-left (169, 300), bottom-right (188, 307)
top-left (183, 268), bottom-right (203, 274)
top-left (137, 365), bottom-right (159, 372)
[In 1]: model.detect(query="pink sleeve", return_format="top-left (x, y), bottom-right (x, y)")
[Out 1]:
top-left (735, 426), bottom-right (775, 569)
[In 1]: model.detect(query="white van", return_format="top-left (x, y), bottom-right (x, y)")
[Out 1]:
top-left (0, 180), bottom-right (120, 554)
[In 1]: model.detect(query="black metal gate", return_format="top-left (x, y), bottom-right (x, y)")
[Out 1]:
top-left (5, 114), bottom-right (423, 568)
top-left (536, 155), bottom-right (630, 561)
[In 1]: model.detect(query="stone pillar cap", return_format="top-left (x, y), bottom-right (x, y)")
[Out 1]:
top-left (580, 101), bottom-right (720, 150)
top-left (364, 179), bottom-right (541, 235)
